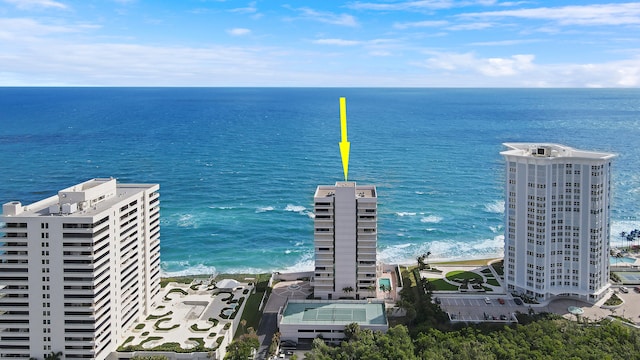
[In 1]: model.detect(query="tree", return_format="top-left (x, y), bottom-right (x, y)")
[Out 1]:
top-left (44, 352), bottom-right (62, 360)
top-left (344, 322), bottom-right (361, 341)
top-left (342, 286), bottom-right (354, 295)
top-left (225, 332), bottom-right (259, 360)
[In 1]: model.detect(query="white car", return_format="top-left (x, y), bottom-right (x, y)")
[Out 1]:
top-left (620, 286), bottom-right (629, 293)
top-left (484, 297), bottom-right (491, 304)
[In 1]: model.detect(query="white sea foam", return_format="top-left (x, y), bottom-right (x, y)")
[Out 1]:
top-left (279, 252), bottom-right (315, 273)
top-left (176, 214), bottom-right (198, 228)
top-left (610, 219), bottom-right (640, 248)
top-left (256, 206), bottom-right (275, 213)
top-left (161, 263), bottom-right (218, 277)
top-left (396, 212), bottom-right (417, 217)
top-left (378, 243), bottom-right (417, 264)
top-left (484, 200), bottom-right (505, 214)
top-left (379, 235), bottom-right (505, 266)
top-left (285, 204), bottom-right (306, 213)
top-left (420, 215), bottom-right (443, 223)
top-left (489, 225), bottom-right (503, 233)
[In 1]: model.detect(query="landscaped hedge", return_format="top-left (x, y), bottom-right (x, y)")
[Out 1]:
top-left (187, 337), bottom-right (205, 350)
top-left (147, 311), bottom-right (173, 320)
top-left (154, 318), bottom-right (179, 331)
top-left (118, 336), bottom-right (164, 351)
top-left (168, 288), bottom-right (189, 295)
top-left (190, 323), bottom-right (212, 332)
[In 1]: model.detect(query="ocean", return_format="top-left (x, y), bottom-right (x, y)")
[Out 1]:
top-left (1, 88), bottom-right (639, 276)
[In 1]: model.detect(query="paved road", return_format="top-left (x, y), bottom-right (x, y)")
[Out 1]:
top-left (256, 313), bottom-right (277, 360)
top-left (437, 296), bottom-right (522, 322)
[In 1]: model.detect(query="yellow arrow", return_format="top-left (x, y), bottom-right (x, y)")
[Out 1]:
top-left (339, 97), bottom-right (350, 181)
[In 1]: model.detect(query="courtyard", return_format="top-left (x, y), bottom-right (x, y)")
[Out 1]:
top-left (118, 278), bottom-right (253, 354)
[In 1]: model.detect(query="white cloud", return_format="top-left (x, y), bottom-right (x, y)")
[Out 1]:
top-left (2, 0), bottom-right (67, 9)
top-left (349, 0), bottom-right (457, 11)
top-left (0, 18), bottom-right (83, 40)
top-left (229, 1), bottom-right (258, 14)
top-left (292, 7), bottom-right (358, 27)
top-left (460, 3), bottom-right (640, 26)
top-left (393, 20), bottom-right (448, 29)
top-left (415, 51), bottom-right (640, 87)
top-left (446, 21), bottom-right (494, 30)
top-left (423, 51), bottom-right (534, 76)
top-left (227, 28), bottom-right (251, 36)
top-left (348, 0), bottom-right (499, 11)
top-left (313, 38), bottom-right (361, 46)
top-left (469, 39), bottom-right (541, 46)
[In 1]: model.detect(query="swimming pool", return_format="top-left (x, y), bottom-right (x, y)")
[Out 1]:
top-left (610, 256), bottom-right (637, 264)
top-left (379, 278), bottom-right (391, 289)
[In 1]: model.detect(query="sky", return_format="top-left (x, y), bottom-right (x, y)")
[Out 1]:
top-left (1, 0), bottom-right (639, 87)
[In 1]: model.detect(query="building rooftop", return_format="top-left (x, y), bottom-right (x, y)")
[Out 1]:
top-left (501, 143), bottom-right (615, 160)
top-left (280, 300), bottom-right (387, 326)
top-left (314, 182), bottom-right (376, 199)
top-left (2, 178), bottom-right (158, 218)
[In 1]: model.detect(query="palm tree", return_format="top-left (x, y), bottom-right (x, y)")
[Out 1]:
top-left (342, 286), bottom-right (354, 295)
top-left (416, 255), bottom-right (425, 270)
top-left (44, 352), bottom-right (62, 360)
top-left (424, 251), bottom-right (431, 269)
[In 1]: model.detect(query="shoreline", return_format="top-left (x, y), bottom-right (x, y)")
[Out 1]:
top-left (161, 257), bottom-right (504, 281)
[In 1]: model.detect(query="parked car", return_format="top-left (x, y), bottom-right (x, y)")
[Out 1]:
top-left (500, 314), bottom-right (507, 320)
top-left (484, 297), bottom-right (491, 304)
top-left (513, 298), bottom-right (523, 305)
top-left (620, 286), bottom-right (629, 293)
top-left (498, 298), bottom-right (505, 304)
top-left (634, 286), bottom-right (640, 293)
top-left (434, 297), bottom-right (441, 304)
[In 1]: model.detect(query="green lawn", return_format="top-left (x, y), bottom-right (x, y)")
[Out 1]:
top-left (486, 278), bottom-right (501, 287)
top-left (425, 278), bottom-right (459, 291)
top-left (445, 270), bottom-right (483, 283)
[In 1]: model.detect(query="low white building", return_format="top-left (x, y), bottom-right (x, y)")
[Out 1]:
top-left (0, 178), bottom-right (161, 360)
top-left (278, 299), bottom-right (388, 345)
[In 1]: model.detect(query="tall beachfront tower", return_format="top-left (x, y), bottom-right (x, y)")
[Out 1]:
top-left (313, 182), bottom-right (377, 300)
top-left (501, 143), bottom-right (615, 303)
top-left (0, 178), bottom-right (161, 360)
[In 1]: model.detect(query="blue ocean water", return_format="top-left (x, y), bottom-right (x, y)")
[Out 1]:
top-left (1, 88), bottom-right (639, 276)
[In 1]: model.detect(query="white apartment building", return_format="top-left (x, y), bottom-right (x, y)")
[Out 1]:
top-left (313, 182), bottom-right (377, 300)
top-left (501, 143), bottom-right (615, 303)
top-left (0, 178), bottom-right (161, 359)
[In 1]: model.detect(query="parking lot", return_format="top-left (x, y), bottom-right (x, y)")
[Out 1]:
top-left (437, 296), bottom-right (522, 323)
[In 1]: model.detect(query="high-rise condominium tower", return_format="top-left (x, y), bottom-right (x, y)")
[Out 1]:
top-left (502, 143), bottom-right (614, 303)
top-left (313, 182), bottom-right (377, 300)
top-left (0, 178), bottom-right (160, 359)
